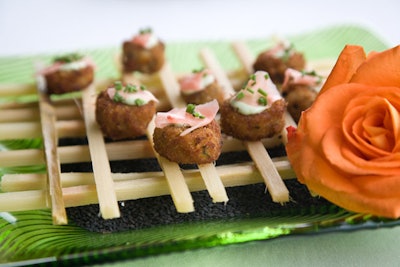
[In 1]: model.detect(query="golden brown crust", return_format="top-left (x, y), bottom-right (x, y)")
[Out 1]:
top-left (122, 41), bottom-right (165, 74)
top-left (253, 51), bottom-right (305, 84)
top-left (153, 120), bottom-right (222, 164)
top-left (44, 65), bottom-right (94, 94)
top-left (282, 84), bottom-right (317, 123)
top-left (220, 99), bottom-right (287, 141)
top-left (95, 90), bottom-right (156, 140)
top-left (180, 80), bottom-right (224, 106)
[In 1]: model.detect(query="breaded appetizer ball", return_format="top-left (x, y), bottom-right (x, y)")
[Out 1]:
top-left (122, 28), bottom-right (165, 74)
top-left (281, 68), bottom-right (322, 122)
top-left (179, 68), bottom-right (224, 105)
top-left (153, 100), bottom-right (222, 164)
top-left (220, 71), bottom-right (287, 141)
top-left (40, 53), bottom-right (95, 94)
top-left (253, 41), bottom-right (305, 84)
top-left (96, 81), bottom-right (158, 140)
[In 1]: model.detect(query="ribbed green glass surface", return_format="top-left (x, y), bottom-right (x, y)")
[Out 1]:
top-left (0, 24), bottom-right (397, 266)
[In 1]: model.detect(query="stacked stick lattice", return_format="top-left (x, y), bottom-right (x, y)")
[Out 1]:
top-left (0, 42), bottom-right (333, 224)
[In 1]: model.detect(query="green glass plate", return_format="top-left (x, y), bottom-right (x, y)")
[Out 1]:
top-left (0, 24), bottom-right (398, 266)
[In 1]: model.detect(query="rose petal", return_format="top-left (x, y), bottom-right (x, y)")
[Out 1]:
top-left (287, 80), bottom-right (400, 218)
top-left (322, 127), bottom-right (400, 176)
top-left (352, 175), bottom-right (400, 198)
top-left (319, 45), bottom-right (366, 94)
top-left (350, 45), bottom-right (400, 87)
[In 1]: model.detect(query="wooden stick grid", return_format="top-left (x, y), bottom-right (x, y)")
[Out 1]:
top-left (0, 42), bottom-right (318, 223)
top-left (200, 47), bottom-right (290, 203)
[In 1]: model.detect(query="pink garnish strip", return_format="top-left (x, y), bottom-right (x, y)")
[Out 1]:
top-left (281, 68), bottom-right (321, 90)
top-left (239, 71), bottom-right (282, 106)
top-left (107, 87), bottom-right (159, 105)
top-left (266, 40), bottom-right (292, 58)
top-left (132, 32), bottom-right (158, 49)
top-left (37, 57), bottom-right (95, 76)
top-left (179, 69), bottom-right (214, 94)
top-left (155, 99), bottom-right (219, 136)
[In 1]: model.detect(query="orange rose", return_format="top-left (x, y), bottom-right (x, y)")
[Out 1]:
top-left (286, 44), bottom-right (400, 218)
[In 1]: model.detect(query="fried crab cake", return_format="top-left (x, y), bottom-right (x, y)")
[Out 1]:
top-left (40, 53), bottom-right (94, 95)
top-left (153, 100), bottom-right (222, 164)
top-left (220, 71), bottom-right (287, 141)
top-left (179, 68), bottom-right (224, 105)
top-left (253, 41), bottom-right (305, 84)
top-left (281, 68), bottom-right (322, 122)
top-left (96, 81), bottom-right (158, 140)
top-left (122, 28), bottom-right (165, 74)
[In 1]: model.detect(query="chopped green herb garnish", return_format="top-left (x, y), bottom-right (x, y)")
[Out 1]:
top-left (114, 81), bottom-right (123, 91)
top-left (258, 97), bottom-right (267, 106)
top-left (301, 70), bottom-right (317, 76)
top-left (186, 104), bottom-right (205, 119)
top-left (257, 88), bottom-right (267, 96)
top-left (124, 84), bottom-right (137, 93)
top-left (192, 67), bottom-right (205, 73)
top-left (186, 104), bottom-right (196, 114)
top-left (140, 85), bottom-right (146, 91)
top-left (236, 91), bottom-right (244, 100)
top-left (135, 98), bottom-right (146, 106)
top-left (246, 88), bottom-right (254, 94)
top-left (300, 70), bottom-right (323, 84)
top-left (264, 73), bottom-right (270, 80)
top-left (113, 91), bottom-right (124, 102)
top-left (139, 28), bottom-right (152, 34)
top-left (250, 74), bottom-right (256, 81)
top-left (53, 53), bottom-right (83, 63)
top-left (281, 43), bottom-right (294, 62)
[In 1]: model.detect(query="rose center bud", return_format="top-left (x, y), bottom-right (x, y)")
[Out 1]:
top-left (343, 96), bottom-right (400, 159)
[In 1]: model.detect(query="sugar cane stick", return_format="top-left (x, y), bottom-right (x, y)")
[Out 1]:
top-left (0, 159), bottom-right (296, 212)
top-left (199, 48), bottom-right (235, 100)
top-left (0, 78), bottom-right (114, 98)
top-left (36, 75), bottom-right (67, 225)
top-left (157, 63), bottom-right (228, 203)
top-left (245, 141), bottom-right (289, 203)
top-left (157, 63), bottom-right (187, 108)
top-left (0, 83), bottom-right (36, 97)
top-left (200, 47), bottom-right (289, 203)
top-left (0, 120), bottom-right (86, 140)
top-left (0, 132), bottom-right (281, 169)
top-left (120, 64), bottom-right (194, 212)
top-left (0, 104), bottom-right (82, 123)
top-left (146, 117), bottom-right (194, 212)
top-left (231, 42), bottom-right (254, 74)
top-left (1, 159), bottom-right (295, 193)
top-left (81, 84), bottom-right (120, 219)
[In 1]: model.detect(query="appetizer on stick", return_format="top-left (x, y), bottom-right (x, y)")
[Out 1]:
top-left (281, 68), bottom-right (322, 122)
top-left (39, 53), bottom-right (95, 94)
top-left (122, 28), bottom-right (165, 74)
top-left (179, 68), bottom-right (224, 105)
top-left (220, 71), bottom-right (287, 141)
top-left (153, 100), bottom-right (222, 164)
top-left (96, 81), bottom-right (159, 140)
top-left (253, 41), bottom-right (305, 84)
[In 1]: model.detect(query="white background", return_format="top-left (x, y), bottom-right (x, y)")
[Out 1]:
top-left (0, 0), bottom-right (399, 56)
